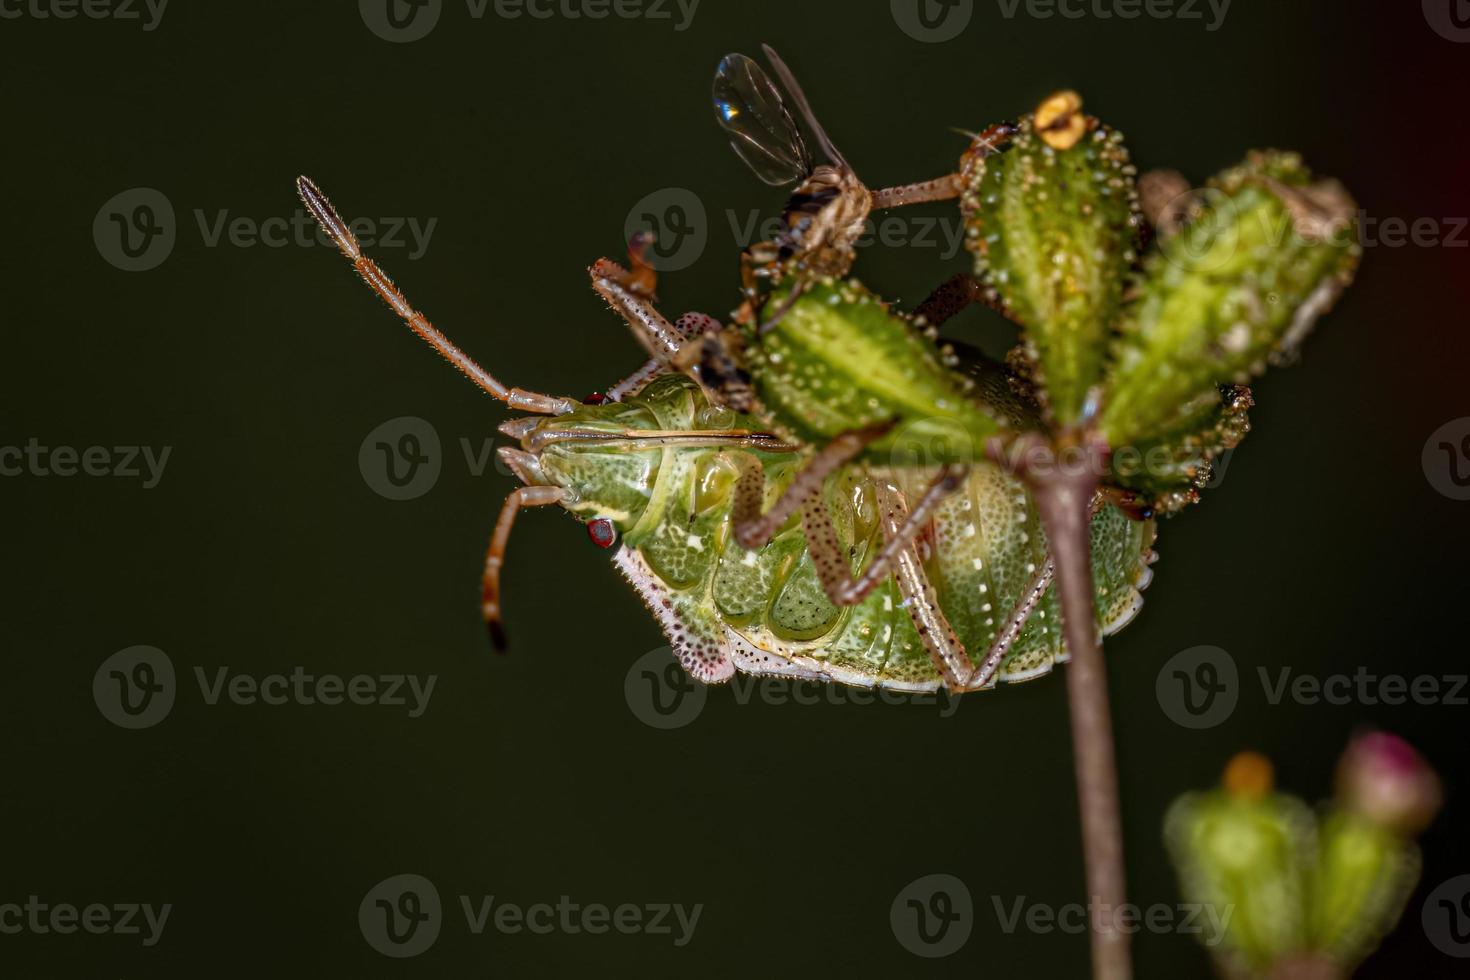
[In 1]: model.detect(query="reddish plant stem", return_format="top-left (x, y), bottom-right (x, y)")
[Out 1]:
top-left (1020, 434), bottom-right (1132, 980)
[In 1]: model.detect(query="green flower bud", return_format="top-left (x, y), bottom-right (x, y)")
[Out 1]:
top-left (1165, 753), bottom-right (1314, 974)
top-left (1099, 151), bottom-right (1360, 448)
top-left (1108, 383), bottom-right (1253, 515)
top-left (1306, 810), bottom-right (1421, 972)
top-left (960, 91), bottom-right (1140, 427)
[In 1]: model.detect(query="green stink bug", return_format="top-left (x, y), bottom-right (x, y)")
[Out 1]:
top-left (296, 177), bottom-right (1154, 691)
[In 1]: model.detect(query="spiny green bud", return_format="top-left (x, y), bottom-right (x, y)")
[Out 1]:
top-left (1100, 150), bottom-right (1360, 448)
top-left (960, 91), bottom-right (1140, 428)
top-left (1109, 383), bottom-right (1253, 515)
top-left (1164, 752), bottom-right (1314, 974)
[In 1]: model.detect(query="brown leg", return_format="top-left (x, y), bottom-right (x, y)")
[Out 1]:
top-left (870, 174), bottom-right (963, 210)
top-left (912, 272), bottom-right (1019, 329)
top-left (800, 464), bottom-right (968, 606)
top-left (730, 423), bottom-right (894, 551)
top-left (971, 555), bottom-right (1055, 689)
top-left (604, 311), bottom-right (709, 402)
top-left (589, 253), bottom-right (687, 361)
top-left (880, 482), bottom-right (981, 691)
top-left (297, 176), bottom-right (576, 415)
top-left (968, 490), bottom-right (1108, 688)
top-left (482, 485), bottom-right (566, 649)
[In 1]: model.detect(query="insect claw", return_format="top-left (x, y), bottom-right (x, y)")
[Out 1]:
top-left (487, 618), bottom-right (509, 652)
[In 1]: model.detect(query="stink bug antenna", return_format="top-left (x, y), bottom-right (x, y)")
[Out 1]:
top-left (295, 176), bottom-right (576, 416)
top-left (759, 44), bottom-right (849, 172)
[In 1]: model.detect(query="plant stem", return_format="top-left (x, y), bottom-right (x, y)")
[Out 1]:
top-left (1026, 436), bottom-right (1132, 980)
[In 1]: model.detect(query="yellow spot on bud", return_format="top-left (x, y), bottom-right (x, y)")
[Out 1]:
top-left (1035, 90), bottom-right (1086, 151)
top-left (1222, 751), bottom-right (1274, 801)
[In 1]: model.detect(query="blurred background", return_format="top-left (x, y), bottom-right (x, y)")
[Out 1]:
top-left (2, 0), bottom-right (1467, 975)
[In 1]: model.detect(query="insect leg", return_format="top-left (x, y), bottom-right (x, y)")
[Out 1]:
top-left (603, 312), bottom-right (705, 402)
top-left (966, 490), bottom-right (1109, 688)
top-left (296, 177), bottom-right (576, 415)
top-left (878, 482), bottom-right (980, 691)
top-left (870, 175), bottom-right (963, 210)
top-left (969, 555), bottom-right (1055, 690)
top-left (730, 423), bottom-right (894, 551)
top-left (482, 485), bottom-right (567, 649)
top-left (800, 465), bottom-right (969, 606)
top-left (911, 272), bottom-right (1019, 329)
top-left (589, 256), bottom-right (687, 361)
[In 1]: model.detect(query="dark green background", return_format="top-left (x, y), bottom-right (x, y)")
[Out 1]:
top-left (3, 0), bottom-right (1467, 975)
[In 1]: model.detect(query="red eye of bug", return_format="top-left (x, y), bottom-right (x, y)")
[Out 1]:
top-left (582, 392), bottom-right (608, 405)
top-left (586, 518), bottom-right (617, 549)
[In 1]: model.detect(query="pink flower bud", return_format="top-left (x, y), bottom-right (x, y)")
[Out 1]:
top-left (1335, 732), bottom-right (1442, 836)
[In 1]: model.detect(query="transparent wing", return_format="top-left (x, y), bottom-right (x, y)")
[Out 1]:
top-left (713, 52), bottom-right (811, 187)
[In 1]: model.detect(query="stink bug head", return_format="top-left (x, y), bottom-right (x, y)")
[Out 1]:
top-left (498, 399), bottom-right (664, 536)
